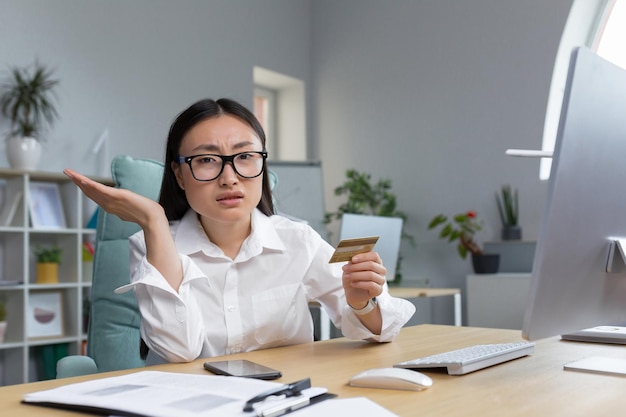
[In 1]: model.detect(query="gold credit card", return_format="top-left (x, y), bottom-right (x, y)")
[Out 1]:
top-left (329, 236), bottom-right (379, 263)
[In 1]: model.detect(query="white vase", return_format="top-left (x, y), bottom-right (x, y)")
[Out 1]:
top-left (6, 136), bottom-right (42, 171)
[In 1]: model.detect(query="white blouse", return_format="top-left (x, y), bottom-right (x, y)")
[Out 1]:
top-left (116, 209), bottom-right (415, 363)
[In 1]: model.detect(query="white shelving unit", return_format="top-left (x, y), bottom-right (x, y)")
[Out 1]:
top-left (0, 168), bottom-right (111, 386)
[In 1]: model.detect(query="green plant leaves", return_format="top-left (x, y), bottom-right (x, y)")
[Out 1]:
top-left (325, 169), bottom-right (415, 248)
top-left (428, 211), bottom-right (483, 259)
top-left (496, 185), bottom-right (519, 226)
top-left (33, 245), bottom-right (63, 263)
top-left (0, 61), bottom-right (59, 139)
top-left (326, 169), bottom-right (407, 223)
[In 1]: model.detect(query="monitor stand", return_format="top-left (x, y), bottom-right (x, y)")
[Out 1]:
top-left (561, 325), bottom-right (626, 344)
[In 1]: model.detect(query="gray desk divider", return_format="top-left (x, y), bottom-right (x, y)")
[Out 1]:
top-left (268, 161), bottom-right (328, 241)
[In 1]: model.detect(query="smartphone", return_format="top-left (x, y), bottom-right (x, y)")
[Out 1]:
top-left (203, 359), bottom-right (282, 380)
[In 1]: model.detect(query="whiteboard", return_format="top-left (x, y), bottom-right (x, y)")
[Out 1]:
top-left (268, 161), bottom-right (328, 240)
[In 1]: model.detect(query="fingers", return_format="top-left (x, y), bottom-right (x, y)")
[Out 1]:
top-left (64, 168), bottom-right (160, 226)
top-left (345, 251), bottom-right (386, 277)
top-left (64, 168), bottom-right (116, 208)
top-left (342, 251), bottom-right (386, 299)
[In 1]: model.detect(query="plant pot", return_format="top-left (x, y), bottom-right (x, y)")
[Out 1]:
top-left (501, 225), bottom-right (522, 241)
top-left (471, 254), bottom-right (500, 274)
top-left (0, 321), bottom-right (6, 343)
top-left (36, 262), bottom-right (59, 284)
top-left (6, 136), bottom-right (42, 171)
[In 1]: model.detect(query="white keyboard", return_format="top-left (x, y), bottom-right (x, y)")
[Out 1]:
top-left (394, 341), bottom-right (535, 375)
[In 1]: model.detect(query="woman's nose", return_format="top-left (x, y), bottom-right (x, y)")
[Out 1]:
top-left (218, 161), bottom-right (238, 185)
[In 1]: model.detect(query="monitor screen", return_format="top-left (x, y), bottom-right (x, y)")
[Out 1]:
top-left (339, 213), bottom-right (403, 282)
top-left (522, 47), bottom-right (626, 341)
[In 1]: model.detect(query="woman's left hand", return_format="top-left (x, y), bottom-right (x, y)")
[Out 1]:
top-left (342, 251), bottom-right (386, 310)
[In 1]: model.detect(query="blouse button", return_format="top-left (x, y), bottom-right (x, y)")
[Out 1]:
top-left (227, 305), bottom-right (235, 312)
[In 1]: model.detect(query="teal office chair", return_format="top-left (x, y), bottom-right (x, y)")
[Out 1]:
top-left (56, 155), bottom-right (164, 378)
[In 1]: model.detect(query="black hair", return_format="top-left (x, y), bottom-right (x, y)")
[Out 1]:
top-left (158, 98), bottom-right (275, 219)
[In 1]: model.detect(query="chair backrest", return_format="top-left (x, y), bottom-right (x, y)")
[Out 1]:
top-left (87, 155), bottom-right (164, 372)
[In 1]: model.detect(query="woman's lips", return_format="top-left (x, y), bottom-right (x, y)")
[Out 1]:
top-left (216, 192), bottom-right (244, 207)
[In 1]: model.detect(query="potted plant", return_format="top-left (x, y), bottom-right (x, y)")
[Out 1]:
top-left (33, 244), bottom-right (63, 284)
top-left (496, 185), bottom-right (521, 240)
top-left (0, 60), bottom-right (59, 171)
top-left (0, 297), bottom-right (6, 343)
top-left (428, 211), bottom-right (499, 274)
top-left (325, 169), bottom-right (414, 285)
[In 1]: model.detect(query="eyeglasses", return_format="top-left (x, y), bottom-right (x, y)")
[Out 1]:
top-left (176, 151), bottom-right (267, 182)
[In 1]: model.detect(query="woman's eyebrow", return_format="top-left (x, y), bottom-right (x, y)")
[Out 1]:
top-left (191, 141), bottom-right (259, 153)
top-left (232, 141), bottom-right (259, 150)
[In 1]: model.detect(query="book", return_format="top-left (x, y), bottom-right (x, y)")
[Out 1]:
top-left (36, 343), bottom-right (69, 381)
top-left (0, 190), bottom-right (22, 226)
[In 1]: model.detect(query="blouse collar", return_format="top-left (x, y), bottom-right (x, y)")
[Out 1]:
top-left (174, 209), bottom-right (286, 260)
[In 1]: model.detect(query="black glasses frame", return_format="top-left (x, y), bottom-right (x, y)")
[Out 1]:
top-left (176, 151), bottom-right (268, 182)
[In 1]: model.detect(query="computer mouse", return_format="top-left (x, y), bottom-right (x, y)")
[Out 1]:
top-left (348, 367), bottom-right (433, 391)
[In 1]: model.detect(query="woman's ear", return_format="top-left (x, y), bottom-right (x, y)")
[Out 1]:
top-left (172, 161), bottom-right (185, 190)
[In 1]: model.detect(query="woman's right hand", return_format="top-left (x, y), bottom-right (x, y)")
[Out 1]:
top-left (63, 168), bottom-right (165, 229)
top-left (64, 168), bottom-right (183, 291)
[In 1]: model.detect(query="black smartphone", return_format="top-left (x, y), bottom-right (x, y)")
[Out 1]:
top-left (203, 359), bottom-right (282, 380)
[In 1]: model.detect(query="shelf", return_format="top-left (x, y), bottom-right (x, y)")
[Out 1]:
top-left (0, 170), bottom-right (110, 386)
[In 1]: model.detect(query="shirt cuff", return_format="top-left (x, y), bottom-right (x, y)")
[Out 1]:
top-left (114, 253), bottom-right (208, 296)
top-left (342, 291), bottom-right (416, 342)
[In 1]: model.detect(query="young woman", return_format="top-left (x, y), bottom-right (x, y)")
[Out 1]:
top-left (64, 98), bottom-right (415, 364)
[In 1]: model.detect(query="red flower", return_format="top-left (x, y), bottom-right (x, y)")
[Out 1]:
top-left (467, 211), bottom-right (477, 218)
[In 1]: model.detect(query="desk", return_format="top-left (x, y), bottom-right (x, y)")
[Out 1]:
top-left (3, 325), bottom-right (626, 416)
top-left (389, 287), bottom-right (462, 326)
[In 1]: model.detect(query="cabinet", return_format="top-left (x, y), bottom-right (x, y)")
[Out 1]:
top-left (466, 273), bottom-right (532, 330)
top-left (0, 168), bottom-right (111, 386)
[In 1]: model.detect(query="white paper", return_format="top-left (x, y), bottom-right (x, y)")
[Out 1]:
top-left (290, 397), bottom-right (399, 417)
top-left (24, 371), bottom-right (283, 417)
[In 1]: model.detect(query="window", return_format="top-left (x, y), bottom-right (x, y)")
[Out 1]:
top-left (254, 86), bottom-right (277, 157)
top-left (253, 67), bottom-right (306, 161)
top-left (540, 0), bottom-right (624, 179)
top-left (595, 0), bottom-right (626, 69)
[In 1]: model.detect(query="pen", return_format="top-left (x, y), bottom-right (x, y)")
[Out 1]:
top-left (257, 395), bottom-right (310, 417)
top-left (243, 377), bottom-right (311, 412)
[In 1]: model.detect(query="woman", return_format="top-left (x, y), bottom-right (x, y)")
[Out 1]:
top-left (64, 98), bottom-right (415, 364)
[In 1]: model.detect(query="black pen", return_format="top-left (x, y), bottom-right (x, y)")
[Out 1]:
top-left (243, 377), bottom-right (312, 412)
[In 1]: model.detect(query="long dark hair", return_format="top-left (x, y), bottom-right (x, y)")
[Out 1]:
top-left (159, 98), bottom-right (275, 219)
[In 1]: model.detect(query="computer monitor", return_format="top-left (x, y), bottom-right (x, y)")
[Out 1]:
top-left (522, 47), bottom-right (626, 341)
top-left (339, 213), bottom-right (403, 282)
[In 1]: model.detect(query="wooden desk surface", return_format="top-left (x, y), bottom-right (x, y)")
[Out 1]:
top-left (3, 324), bottom-right (626, 416)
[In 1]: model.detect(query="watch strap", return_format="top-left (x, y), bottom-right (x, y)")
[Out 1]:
top-left (349, 297), bottom-right (378, 316)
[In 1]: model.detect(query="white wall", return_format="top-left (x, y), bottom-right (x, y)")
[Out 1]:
top-left (0, 0), bottom-right (312, 176)
top-left (311, 0), bottom-right (574, 322)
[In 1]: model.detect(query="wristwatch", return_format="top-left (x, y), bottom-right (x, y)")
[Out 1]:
top-left (349, 297), bottom-right (378, 316)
